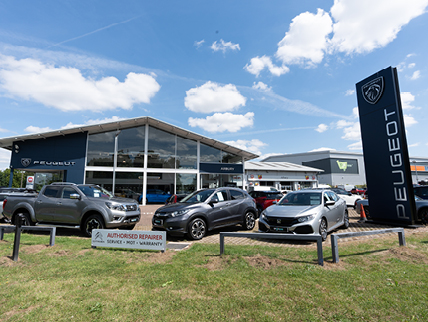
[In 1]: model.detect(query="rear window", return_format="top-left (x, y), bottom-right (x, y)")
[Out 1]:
top-left (43, 186), bottom-right (61, 198)
top-left (265, 192), bottom-right (283, 200)
top-left (230, 190), bottom-right (245, 200)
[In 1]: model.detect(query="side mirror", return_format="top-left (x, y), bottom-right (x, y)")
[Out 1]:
top-left (325, 200), bottom-right (335, 206)
top-left (70, 193), bottom-right (81, 200)
top-left (272, 200), bottom-right (277, 204)
top-left (209, 199), bottom-right (218, 206)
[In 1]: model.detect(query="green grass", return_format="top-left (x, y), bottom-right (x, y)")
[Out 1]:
top-left (1, 231), bottom-right (428, 321)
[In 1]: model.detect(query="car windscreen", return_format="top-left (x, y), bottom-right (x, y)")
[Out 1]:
top-left (181, 189), bottom-right (215, 203)
top-left (78, 185), bottom-right (113, 198)
top-left (278, 192), bottom-right (321, 206)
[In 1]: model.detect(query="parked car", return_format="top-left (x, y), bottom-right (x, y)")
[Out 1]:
top-left (356, 196), bottom-right (428, 224)
top-left (248, 190), bottom-right (284, 215)
top-left (139, 189), bottom-right (171, 204)
top-left (351, 187), bottom-right (366, 195)
top-left (115, 188), bottom-right (140, 201)
top-left (2, 183), bottom-right (141, 236)
top-left (330, 188), bottom-right (362, 208)
top-left (152, 187), bottom-right (257, 240)
top-left (414, 185), bottom-right (428, 200)
top-left (258, 189), bottom-right (348, 241)
top-left (165, 194), bottom-right (188, 205)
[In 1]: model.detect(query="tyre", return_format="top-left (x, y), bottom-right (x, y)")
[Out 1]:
top-left (244, 211), bottom-right (256, 230)
top-left (187, 218), bottom-right (206, 240)
top-left (419, 208), bottom-right (428, 225)
top-left (83, 214), bottom-right (105, 237)
top-left (14, 211), bottom-right (34, 226)
top-left (319, 218), bottom-right (328, 241)
top-left (341, 210), bottom-right (349, 229)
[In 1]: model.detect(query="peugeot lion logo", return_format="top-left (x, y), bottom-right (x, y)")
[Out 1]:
top-left (21, 158), bottom-right (31, 167)
top-left (362, 76), bottom-right (384, 104)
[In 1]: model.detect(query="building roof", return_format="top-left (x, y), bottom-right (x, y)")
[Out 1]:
top-left (245, 161), bottom-right (323, 173)
top-left (0, 116), bottom-right (259, 161)
top-left (261, 150), bottom-right (364, 161)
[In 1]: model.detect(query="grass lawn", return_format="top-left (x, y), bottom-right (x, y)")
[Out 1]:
top-left (1, 228), bottom-right (428, 321)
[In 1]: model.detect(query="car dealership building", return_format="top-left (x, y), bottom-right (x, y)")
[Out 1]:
top-left (0, 116), bottom-right (261, 205)
top-left (263, 150), bottom-right (428, 187)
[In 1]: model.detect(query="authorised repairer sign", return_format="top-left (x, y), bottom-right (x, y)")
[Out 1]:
top-left (91, 229), bottom-right (166, 252)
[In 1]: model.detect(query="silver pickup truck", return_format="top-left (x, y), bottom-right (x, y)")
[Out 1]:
top-left (2, 183), bottom-right (141, 236)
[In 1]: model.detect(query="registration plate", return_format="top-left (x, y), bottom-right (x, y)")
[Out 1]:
top-left (154, 219), bottom-right (163, 225)
top-left (273, 227), bottom-right (289, 232)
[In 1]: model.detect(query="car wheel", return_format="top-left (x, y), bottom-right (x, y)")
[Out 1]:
top-left (319, 218), bottom-right (328, 241)
top-left (15, 211), bottom-right (33, 226)
top-left (83, 214), bottom-right (105, 237)
top-left (187, 218), bottom-right (206, 240)
top-left (244, 212), bottom-right (256, 230)
top-left (341, 210), bottom-right (349, 229)
top-left (419, 208), bottom-right (428, 225)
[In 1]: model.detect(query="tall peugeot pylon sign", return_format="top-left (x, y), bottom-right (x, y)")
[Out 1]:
top-left (356, 67), bottom-right (416, 225)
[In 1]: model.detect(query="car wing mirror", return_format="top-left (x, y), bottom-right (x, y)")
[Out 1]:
top-left (70, 193), bottom-right (81, 200)
top-left (325, 200), bottom-right (335, 206)
top-left (209, 199), bottom-right (218, 206)
top-left (272, 200), bottom-right (277, 204)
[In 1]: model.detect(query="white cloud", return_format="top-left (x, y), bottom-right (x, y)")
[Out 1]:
top-left (252, 81), bottom-right (271, 92)
top-left (336, 119), bottom-right (355, 128)
top-left (0, 127), bottom-right (9, 133)
top-left (211, 39), bottom-right (240, 53)
top-left (244, 56), bottom-right (289, 77)
top-left (335, 119), bottom-right (361, 140)
top-left (0, 55), bottom-right (160, 112)
top-left (188, 112), bottom-right (254, 133)
top-left (315, 124), bottom-right (328, 133)
top-left (24, 116), bottom-right (126, 133)
top-left (330, 0), bottom-right (428, 54)
top-left (408, 142), bottom-right (420, 147)
top-left (408, 63), bottom-right (416, 68)
top-left (0, 148), bottom-right (11, 170)
top-left (225, 139), bottom-right (266, 156)
top-left (194, 40), bottom-right (205, 48)
top-left (410, 70), bottom-right (421, 80)
top-left (347, 141), bottom-right (362, 151)
top-left (404, 114), bottom-right (418, 127)
top-left (276, 9), bottom-right (333, 66)
top-left (345, 89), bottom-right (355, 96)
top-left (401, 92), bottom-right (416, 110)
top-left (184, 81), bottom-right (246, 113)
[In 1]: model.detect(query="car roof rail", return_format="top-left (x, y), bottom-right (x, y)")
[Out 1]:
top-left (50, 182), bottom-right (77, 186)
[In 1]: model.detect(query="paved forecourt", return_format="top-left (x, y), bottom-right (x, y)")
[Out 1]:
top-left (136, 204), bottom-right (420, 248)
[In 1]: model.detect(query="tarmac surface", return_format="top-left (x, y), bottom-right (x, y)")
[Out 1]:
top-left (136, 204), bottom-right (416, 248)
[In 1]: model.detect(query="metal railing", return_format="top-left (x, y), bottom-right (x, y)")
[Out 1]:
top-left (219, 232), bottom-right (324, 266)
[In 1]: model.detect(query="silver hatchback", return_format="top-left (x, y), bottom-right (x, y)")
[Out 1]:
top-left (258, 189), bottom-right (349, 240)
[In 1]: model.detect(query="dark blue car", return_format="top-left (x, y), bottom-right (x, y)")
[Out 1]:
top-left (139, 189), bottom-right (171, 204)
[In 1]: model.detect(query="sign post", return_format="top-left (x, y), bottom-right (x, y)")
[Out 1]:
top-left (356, 67), bottom-right (416, 225)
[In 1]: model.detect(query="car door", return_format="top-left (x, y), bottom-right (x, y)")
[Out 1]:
top-left (325, 191), bottom-right (342, 226)
top-left (51, 186), bottom-right (84, 224)
top-left (228, 189), bottom-right (247, 223)
top-left (34, 186), bottom-right (62, 222)
top-left (206, 189), bottom-right (232, 228)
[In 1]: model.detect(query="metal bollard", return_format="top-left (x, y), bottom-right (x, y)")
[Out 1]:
top-left (12, 214), bottom-right (25, 261)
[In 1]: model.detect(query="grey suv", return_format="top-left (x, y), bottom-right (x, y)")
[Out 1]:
top-left (152, 187), bottom-right (257, 240)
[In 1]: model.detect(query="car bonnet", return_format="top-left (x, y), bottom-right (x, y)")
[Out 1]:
top-left (264, 204), bottom-right (322, 218)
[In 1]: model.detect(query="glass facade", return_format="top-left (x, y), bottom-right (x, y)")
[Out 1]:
top-left (85, 124), bottom-right (245, 203)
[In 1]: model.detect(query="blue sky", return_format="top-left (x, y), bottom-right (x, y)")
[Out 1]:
top-left (1, 0), bottom-right (428, 170)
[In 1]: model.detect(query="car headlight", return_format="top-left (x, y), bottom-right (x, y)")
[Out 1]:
top-left (170, 209), bottom-right (190, 217)
top-left (297, 214), bottom-right (315, 223)
top-left (261, 210), bottom-right (267, 220)
top-left (106, 202), bottom-right (126, 211)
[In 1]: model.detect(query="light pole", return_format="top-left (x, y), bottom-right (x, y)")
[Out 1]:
top-left (412, 160), bottom-right (419, 184)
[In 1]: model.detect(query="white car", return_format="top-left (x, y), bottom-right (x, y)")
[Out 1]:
top-left (330, 188), bottom-right (362, 209)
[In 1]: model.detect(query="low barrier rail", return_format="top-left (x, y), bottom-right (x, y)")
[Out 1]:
top-left (330, 228), bottom-right (406, 263)
top-left (0, 225), bottom-right (56, 247)
top-left (219, 232), bottom-right (324, 266)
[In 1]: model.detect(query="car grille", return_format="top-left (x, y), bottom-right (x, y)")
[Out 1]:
top-left (266, 217), bottom-right (298, 227)
top-left (154, 212), bottom-right (169, 219)
top-left (126, 204), bottom-right (138, 211)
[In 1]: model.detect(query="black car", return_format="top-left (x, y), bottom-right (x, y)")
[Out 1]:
top-left (152, 187), bottom-right (257, 240)
top-left (414, 185), bottom-right (428, 199)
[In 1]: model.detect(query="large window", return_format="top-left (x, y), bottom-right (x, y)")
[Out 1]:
top-left (117, 127), bottom-right (145, 168)
top-left (200, 143), bottom-right (222, 163)
top-left (147, 126), bottom-right (175, 169)
top-left (222, 151), bottom-right (241, 163)
top-left (87, 132), bottom-right (115, 166)
top-left (176, 136), bottom-right (197, 169)
top-left (85, 171), bottom-right (113, 192)
top-left (176, 173), bottom-right (197, 194)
